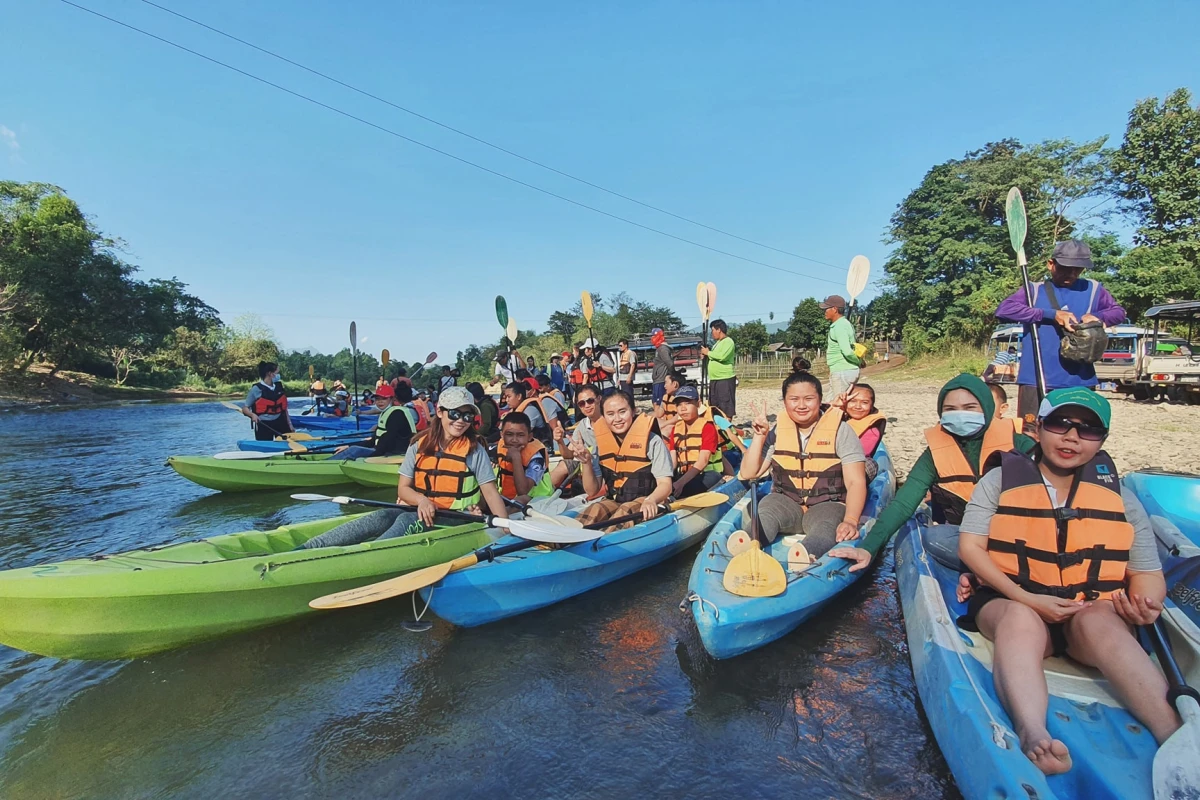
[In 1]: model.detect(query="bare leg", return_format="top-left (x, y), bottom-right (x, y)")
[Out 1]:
top-left (1064, 602), bottom-right (1181, 744)
top-left (976, 599), bottom-right (1071, 775)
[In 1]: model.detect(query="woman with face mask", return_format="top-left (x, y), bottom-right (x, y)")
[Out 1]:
top-left (737, 371), bottom-right (869, 558)
top-left (829, 373), bottom-right (1036, 573)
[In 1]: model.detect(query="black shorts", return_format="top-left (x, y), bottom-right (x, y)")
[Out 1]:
top-left (961, 586), bottom-right (1068, 657)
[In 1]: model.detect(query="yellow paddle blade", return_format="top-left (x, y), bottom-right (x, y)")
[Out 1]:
top-left (287, 439), bottom-right (309, 452)
top-left (282, 432), bottom-right (316, 441)
top-left (581, 291), bottom-right (594, 324)
top-left (309, 553), bottom-right (480, 610)
top-left (364, 455), bottom-right (405, 464)
top-left (672, 491), bottom-right (730, 509)
top-left (381, 348), bottom-right (390, 367)
top-left (724, 542), bottom-right (787, 597)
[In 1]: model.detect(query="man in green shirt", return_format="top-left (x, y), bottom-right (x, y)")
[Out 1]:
top-left (821, 294), bottom-right (862, 399)
top-left (701, 319), bottom-right (737, 417)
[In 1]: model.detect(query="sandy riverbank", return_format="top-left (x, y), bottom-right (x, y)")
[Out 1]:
top-left (730, 377), bottom-right (1200, 479)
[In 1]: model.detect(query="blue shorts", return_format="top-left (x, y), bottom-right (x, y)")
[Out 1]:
top-left (652, 382), bottom-right (666, 406)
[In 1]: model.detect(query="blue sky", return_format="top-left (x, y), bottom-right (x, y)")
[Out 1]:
top-left (4, 0), bottom-right (1198, 359)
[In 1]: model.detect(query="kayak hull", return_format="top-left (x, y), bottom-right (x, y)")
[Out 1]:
top-left (340, 457), bottom-right (405, 489)
top-left (422, 478), bottom-right (745, 627)
top-left (896, 515), bottom-right (1200, 800)
top-left (1125, 470), bottom-right (1200, 628)
top-left (166, 454), bottom-right (354, 493)
top-left (236, 431), bottom-right (368, 453)
top-left (686, 442), bottom-right (896, 659)
top-left (289, 414), bottom-right (372, 432)
top-left (0, 516), bottom-right (493, 660)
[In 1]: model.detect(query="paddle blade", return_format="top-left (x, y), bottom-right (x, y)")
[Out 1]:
top-left (381, 349), bottom-right (390, 367)
top-left (1005, 187), bottom-right (1028, 264)
top-left (706, 282), bottom-right (717, 316)
top-left (495, 296), bottom-right (509, 329)
top-left (291, 493), bottom-right (333, 501)
top-left (220, 401), bottom-right (243, 411)
top-left (787, 542), bottom-right (814, 573)
top-left (695, 282), bottom-right (708, 318)
top-left (672, 491), bottom-right (730, 509)
top-left (505, 318), bottom-right (518, 344)
top-left (309, 556), bottom-right (474, 609)
top-left (424, 351), bottom-right (438, 365)
top-left (308, 364), bottom-right (314, 380)
top-left (282, 432), bottom-right (316, 441)
top-left (846, 255), bottom-right (870, 302)
top-left (581, 291), bottom-right (594, 325)
top-left (501, 517), bottom-right (604, 544)
top-left (287, 439), bottom-right (308, 452)
top-left (723, 543), bottom-right (788, 597)
top-left (349, 321), bottom-right (357, 352)
top-left (1154, 695), bottom-right (1200, 800)
top-left (727, 530), bottom-right (753, 556)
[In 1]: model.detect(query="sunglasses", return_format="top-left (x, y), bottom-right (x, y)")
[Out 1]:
top-left (1040, 417), bottom-right (1107, 441)
top-left (577, 397), bottom-right (597, 406)
top-left (444, 408), bottom-right (476, 422)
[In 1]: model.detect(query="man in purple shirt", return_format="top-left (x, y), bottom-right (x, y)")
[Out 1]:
top-left (995, 240), bottom-right (1126, 425)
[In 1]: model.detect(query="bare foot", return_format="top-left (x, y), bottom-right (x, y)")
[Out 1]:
top-left (1023, 735), bottom-right (1072, 775)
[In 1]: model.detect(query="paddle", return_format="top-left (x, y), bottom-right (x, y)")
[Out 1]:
top-left (695, 282), bottom-right (710, 400)
top-left (306, 491), bottom-right (730, 609)
top-left (846, 254), bottom-right (870, 346)
top-left (723, 480), bottom-right (787, 597)
top-left (409, 351), bottom-right (438, 379)
top-left (213, 440), bottom-right (371, 460)
top-left (1146, 618), bottom-right (1200, 799)
top-left (1005, 187), bottom-right (1048, 403)
top-left (349, 321), bottom-right (361, 431)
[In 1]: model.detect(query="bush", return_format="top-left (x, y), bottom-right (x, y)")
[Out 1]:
top-left (902, 322), bottom-right (931, 360)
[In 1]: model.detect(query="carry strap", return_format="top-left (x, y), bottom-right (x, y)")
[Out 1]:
top-left (1043, 280), bottom-right (1062, 312)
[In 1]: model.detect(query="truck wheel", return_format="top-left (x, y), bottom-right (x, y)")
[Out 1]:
top-left (1132, 385), bottom-right (1151, 402)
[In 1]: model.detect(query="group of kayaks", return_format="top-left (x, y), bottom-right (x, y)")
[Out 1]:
top-left (166, 452), bottom-right (405, 492)
top-left (4, 440), bottom-right (1200, 798)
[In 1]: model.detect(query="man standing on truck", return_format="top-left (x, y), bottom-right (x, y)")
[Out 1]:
top-left (651, 328), bottom-right (673, 415)
top-left (617, 338), bottom-right (637, 399)
top-left (995, 240), bottom-right (1126, 426)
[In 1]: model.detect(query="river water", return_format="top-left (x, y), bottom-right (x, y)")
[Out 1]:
top-left (0, 401), bottom-right (957, 799)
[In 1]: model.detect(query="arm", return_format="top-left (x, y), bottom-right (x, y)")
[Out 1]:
top-left (640, 476), bottom-right (673, 520)
top-left (832, 322), bottom-right (858, 361)
top-left (996, 288), bottom-right (1053, 323)
top-left (578, 437), bottom-right (602, 498)
top-left (478, 482), bottom-right (510, 519)
top-left (508, 451), bottom-right (539, 497)
top-left (738, 431), bottom-right (767, 480)
top-left (1089, 285), bottom-right (1127, 326)
top-left (397, 473), bottom-right (440, 527)
top-left (858, 450), bottom-right (939, 556)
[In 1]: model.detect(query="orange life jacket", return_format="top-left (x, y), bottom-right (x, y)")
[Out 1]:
top-left (407, 401), bottom-right (430, 432)
top-left (770, 408), bottom-right (846, 506)
top-left (846, 412), bottom-right (887, 456)
top-left (515, 396), bottom-right (551, 437)
top-left (924, 420), bottom-right (1014, 524)
top-left (586, 354), bottom-right (612, 387)
top-left (662, 394), bottom-right (676, 417)
top-left (987, 450), bottom-right (1133, 601)
top-left (1012, 417), bottom-right (1024, 435)
top-left (672, 415), bottom-right (724, 475)
top-left (251, 382), bottom-right (288, 417)
top-left (497, 440), bottom-right (547, 499)
top-left (411, 436), bottom-right (482, 510)
top-left (594, 414), bottom-right (660, 503)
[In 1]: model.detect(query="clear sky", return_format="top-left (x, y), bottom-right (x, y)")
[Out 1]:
top-left (4, 0), bottom-right (1198, 359)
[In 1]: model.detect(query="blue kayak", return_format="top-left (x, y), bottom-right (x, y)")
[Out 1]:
top-left (895, 514), bottom-right (1200, 800)
top-left (421, 478), bottom-right (746, 627)
top-left (1124, 470), bottom-right (1200, 629)
top-left (289, 413), bottom-right (375, 432)
top-left (684, 442), bottom-right (897, 659)
top-left (236, 431), bottom-right (370, 452)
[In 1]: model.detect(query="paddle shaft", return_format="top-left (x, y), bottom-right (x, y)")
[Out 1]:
top-left (1019, 261), bottom-right (1049, 403)
top-left (1147, 618), bottom-right (1200, 706)
top-left (331, 496), bottom-right (500, 527)
top-left (288, 438), bottom-right (372, 455)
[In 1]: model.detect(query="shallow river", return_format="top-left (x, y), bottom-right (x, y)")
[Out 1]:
top-left (0, 401), bottom-right (957, 799)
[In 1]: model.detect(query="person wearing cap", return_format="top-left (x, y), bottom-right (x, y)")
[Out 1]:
top-left (668, 385), bottom-right (726, 497)
top-left (579, 339), bottom-right (616, 390)
top-left (829, 373), bottom-right (1037, 573)
top-left (488, 348), bottom-right (523, 388)
top-left (549, 353), bottom-right (567, 395)
top-left (327, 382), bottom-right (417, 461)
top-left (821, 294), bottom-right (862, 400)
top-left (300, 386), bottom-right (508, 549)
top-left (995, 239), bottom-right (1126, 426)
top-left (954, 388), bottom-right (1175, 775)
top-left (439, 366), bottom-right (457, 394)
top-left (650, 328), bottom-right (673, 414)
top-left (701, 319), bottom-right (737, 417)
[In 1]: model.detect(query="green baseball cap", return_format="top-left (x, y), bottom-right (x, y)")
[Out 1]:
top-left (1037, 387), bottom-right (1111, 429)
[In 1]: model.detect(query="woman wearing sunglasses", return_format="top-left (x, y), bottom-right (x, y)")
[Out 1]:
top-left (955, 388), bottom-right (1176, 775)
top-left (549, 383), bottom-right (603, 493)
top-left (300, 386), bottom-right (507, 549)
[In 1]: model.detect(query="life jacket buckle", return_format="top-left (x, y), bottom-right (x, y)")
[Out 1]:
top-left (1055, 551), bottom-right (1086, 569)
top-left (1053, 508), bottom-right (1080, 522)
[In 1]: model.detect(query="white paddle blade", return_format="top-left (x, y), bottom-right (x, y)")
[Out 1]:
top-left (521, 509), bottom-right (584, 528)
top-left (505, 318), bottom-right (518, 343)
top-left (787, 542), bottom-right (814, 573)
top-left (291, 493), bottom-right (334, 501)
top-left (846, 255), bottom-right (870, 302)
top-left (1153, 694), bottom-right (1200, 800)
top-left (220, 401), bottom-right (244, 411)
top-left (705, 282), bottom-right (717, 315)
top-left (499, 517), bottom-right (604, 544)
top-left (727, 530), bottom-right (753, 556)
top-left (695, 282), bottom-right (708, 316)
top-left (213, 451), bottom-right (276, 460)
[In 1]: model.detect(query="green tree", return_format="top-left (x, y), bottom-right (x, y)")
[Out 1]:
top-left (1112, 87), bottom-right (1200, 267)
top-left (785, 298), bottom-right (828, 349)
top-left (728, 319), bottom-right (768, 357)
top-left (1082, 233), bottom-right (1200, 320)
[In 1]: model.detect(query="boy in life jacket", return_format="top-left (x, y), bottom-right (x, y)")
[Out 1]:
top-left (242, 361), bottom-right (294, 441)
top-left (830, 373), bottom-right (1037, 574)
top-left (956, 388), bottom-right (1177, 775)
top-left (831, 382), bottom-right (886, 482)
top-left (496, 412), bottom-right (555, 504)
top-left (738, 370), bottom-right (868, 558)
top-left (574, 391), bottom-right (674, 529)
top-left (668, 385), bottom-right (726, 498)
top-left (655, 370), bottom-right (685, 428)
top-left (301, 387), bottom-right (508, 548)
top-left (328, 382), bottom-right (417, 461)
top-left (987, 381), bottom-right (1023, 435)
top-left (501, 381), bottom-right (552, 446)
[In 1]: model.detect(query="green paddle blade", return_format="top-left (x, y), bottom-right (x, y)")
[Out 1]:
top-left (495, 296), bottom-right (509, 330)
top-left (1005, 187), bottom-right (1028, 264)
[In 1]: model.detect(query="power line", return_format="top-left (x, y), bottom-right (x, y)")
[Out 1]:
top-left (136, 0), bottom-right (845, 273)
top-left (53, 0), bottom-right (845, 287)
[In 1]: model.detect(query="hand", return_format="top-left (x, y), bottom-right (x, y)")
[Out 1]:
top-left (828, 546), bottom-right (871, 572)
top-left (831, 391), bottom-right (848, 410)
top-left (639, 497), bottom-right (661, 520)
top-left (1110, 588), bottom-right (1161, 625)
top-left (749, 401), bottom-right (770, 438)
top-left (1054, 309), bottom-right (1079, 331)
top-left (671, 480), bottom-right (686, 498)
top-left (1023, 592), bottom-right (1087, 624)
top-left (333, 445), bottom-right (349, 454)
top-left (700, 346), bottom-right (710, 356)
top-left (553, 424), bottom-right (566, 443)
top-left (247, 412), bottom-right (260, 423)
top-left (835, 521), bottom-right (859, 542)
top-left (570, 438), bottom-right (590, 464)
top-left (956, 573), bottom-right (978, 603)
top-left (1080, 313), bottom-right (1100, 325)
top-left (416, 497), bottom-right (438, 527)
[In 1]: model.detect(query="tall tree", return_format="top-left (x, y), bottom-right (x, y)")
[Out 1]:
top-left (785, 298), bottom-right (829, 349)
top-left (728, 319), bottom-right (768, 357)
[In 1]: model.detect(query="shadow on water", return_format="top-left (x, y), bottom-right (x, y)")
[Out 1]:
top-left (0, 401), bottom-right (960, 799)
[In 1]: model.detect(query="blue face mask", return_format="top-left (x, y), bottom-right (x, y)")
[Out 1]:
top-left (940, 409), bottom-right (987, 438)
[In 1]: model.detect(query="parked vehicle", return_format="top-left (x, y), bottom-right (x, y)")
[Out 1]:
top-left (624, 332), bottom-right (703, 395)
top-left (1107, 301), bottom-right (1200, 403)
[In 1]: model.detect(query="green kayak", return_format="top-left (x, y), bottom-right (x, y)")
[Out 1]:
top-left (340, 456), bottom-right (404, 489)
top-left (0, 514), bottom-right (493, 660)
top-left (167, 453), bottom-right (353, 493)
